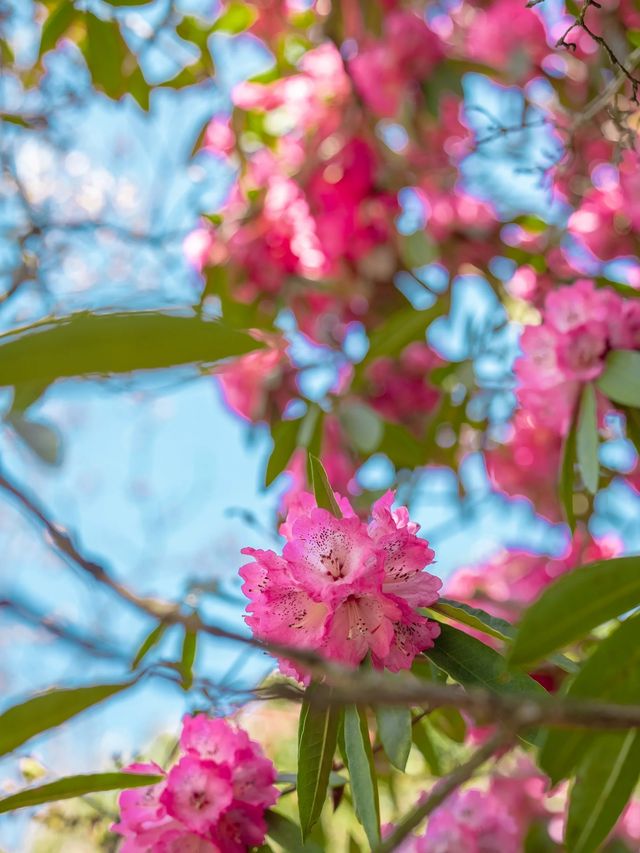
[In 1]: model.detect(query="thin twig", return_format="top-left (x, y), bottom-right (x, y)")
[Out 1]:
top-left (373, 729), bottom-right (511, 853)
top-left (555, 0), bottom-right (640, 103)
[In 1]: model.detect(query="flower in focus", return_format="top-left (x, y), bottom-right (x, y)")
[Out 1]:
top-left (112, 715), bottom-right (278, 852)
top-left (240, 490), bottom-right (441, 681)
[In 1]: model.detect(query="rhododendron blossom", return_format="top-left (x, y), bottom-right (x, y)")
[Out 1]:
top-left (112, 715), bottom-right (278, 852)
top-left (394, 763), bottom-right (551, 853)
top-left (516, 279), bottom-right (640, 432)
top-left (240, 490), bottom-right (441, 679)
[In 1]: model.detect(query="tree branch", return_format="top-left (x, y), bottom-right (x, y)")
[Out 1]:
top-left (373, 729), bottom-right (511, 853)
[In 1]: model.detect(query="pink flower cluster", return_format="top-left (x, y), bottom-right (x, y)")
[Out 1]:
top-left (568, 152), bottom-right (640, 264)
top-left (350, 10), bottom-right (443, 117)
top-left (447, 530), bottom-right (622, 619)
top-left (240, 491), bottom-right (441, 680)
top-left (392, 757), bottom-right (640, 852)
top-left (395, 761), bottom-right (550, 853)
top-left (112, 714), bottom-right (278, 853)
top-left (366, 342), bottom-right (441, 429)
top-left (516, 279), bottom-right (640, 433)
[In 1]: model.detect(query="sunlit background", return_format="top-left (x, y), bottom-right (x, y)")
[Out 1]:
top-left (2, 1), bottom-right (639, 849)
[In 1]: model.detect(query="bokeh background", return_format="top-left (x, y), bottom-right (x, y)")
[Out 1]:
top-left (1, 0), bottom-right (639, 849)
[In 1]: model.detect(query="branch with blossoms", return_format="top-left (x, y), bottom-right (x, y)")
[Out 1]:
top-left (554, 0), bottom-right (640, 102)
top-left (6, 1), bottom-right (640, 850)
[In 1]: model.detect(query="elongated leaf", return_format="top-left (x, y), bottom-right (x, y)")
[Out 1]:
top-left (0, 771), bottom-right (162, 814)
top-left (8, 414), bottom-right (62, 466)
top-left (265, 810), bottom-right (324, 853)
top-left (266, 418), bottom-right (302, 487)
top-left (0, 681), bottom-right (135, 757)
top-left (566, 730), bottom-right (640, 853)
top-left (540, 614), bottom-right (640, 783)
top-left (365, 304), bottom-right (440, 364)
top-left (85, 13), bottom-right (126, 100)
top-left (430, 598), bottom-right (513, 641)
top-left (509, 556), bottom-right (640, 666)
top-left (297, 686), bottom-right (341, 839)
top-left (597, 350), bottom-right (640, 408)
top-left (411, 718), bottom-right (441, 775)
top-left (131, 622), bottom-right (167, 670)
top-left (378, 422), bottom-right (426, 469)
top-left (339, 401), bottom-right (383, 455)
top-left (375, 705), bottom-right (412, 771)
top-left (559, 401), bottom-right (579, 531)
top-left (344, 706), bottom-right (380, 847)
top-left (39, 1), bottom-right (78, 56)
top-left (0, 311), bottom-right (260, 389)
top-left (180, 629), bottom-right (198, 690)
top-left (428, 707), bottom-right (467, 743)
top-left (576, 383), bottom-right (599, 494)
top-left (426, 623), bottom-right (545, 698)
top-left (308, 454), bottom-right (342, 518)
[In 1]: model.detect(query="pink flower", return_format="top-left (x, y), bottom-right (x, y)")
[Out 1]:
top-left (216, 338), bottom-right (294, 423)
top-left (367, 343), bottom-right (440, 429)
top-left (240, 490), bottom-right (441, 681)
top-left (447, 531), bottom-right (622, 619)
top-left (350, 12), bottom-right (442, 117)
top-left (568, 152), bottom-right (640, 262)
top-left (425, 788), bottom-right (521, 852)
top-left (113, 715), bottom-right (278, 852)
top-left (515, 280), bottom-right (640, 432)
top-left (461, 0), bottom-right (549, 75)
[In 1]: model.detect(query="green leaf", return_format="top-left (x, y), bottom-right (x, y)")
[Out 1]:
top-left (265, 407), bottom-right (323, 487)
top-left (628, 29), bottom-right (640, 48)
top-left (84, 13), bottom-right (126, 100)
top-left (359, 304), bottom-right (441, 369)
top-left (127, 63), bottom-right (151, 111)
top-left (343, 706), bottom-right (380, 848)
top-left (8, 414), bottom-right (62, 466)
top-left (10, 382), bottom-right (47, 413)
top-left (428, 707), bottom-right (466, 743)
top-left (0, 771), bottom-right (162, 814)
top-left (559, 400), bottom-right (579, 531)
top-left (265, 810), bottom-right (324, 853)
top-left (1, 113), bottom-right (30, 127)
top-left (180, 628), bottom-right (198, 690)
top-left (266, 418), bottom-right (302, 487)
top-left (0, 311), bottom-right (260, 390)
top-left (39, 1), bottom-right (78, 57)
top-left (131, 622), bottom-right (168, 670)
top-left (176, 15), bottom-right (215, 76)
top-left (597, 350), bottom-right (640, 408)
top-left (308, 454), bottom-right (342, 518)
top-left (399, 231), bottom-right (437, 269)
top-left (426, 623), bottom-right (545, 699)
top-left (378, 421), bottom-right (425, 469)
top-left (339, 401), bottom-right (383, 455)
top-left (297, 686), bottom-right (341, 839)
top-left (0, 682), bottom-right (135, 757)
top-left (576, 383), bottom-right (599, 494)
top-left (540, 614), bottom-right (640, 783)
top-left (375, 705), bottom-right (412, 771)
top-left (566, 729), bottom-right (640, 853)
top-left (82, 13), bottom-right (149, 105)
top-left (411, 718), bottom-right (441, 775)
top-left (430, 598), bottom-right (513, 641)
top-left (212, 2), bottom-right (257, 33)
top-left (509, 556), bottom-right (640, 667)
